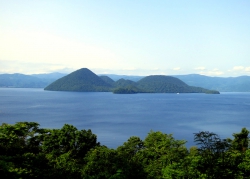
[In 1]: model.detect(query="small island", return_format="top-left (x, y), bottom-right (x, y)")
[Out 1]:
top-left (113, 87), bottom-right (138, 94)
top-left (113, 85), bottom-right (149, 94)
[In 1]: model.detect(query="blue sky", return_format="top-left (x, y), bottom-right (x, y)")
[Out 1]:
top-left (0, 0), bottom-right (250, 76)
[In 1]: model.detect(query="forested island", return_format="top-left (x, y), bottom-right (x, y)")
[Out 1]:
top-left (1, 71), bottom-right (250, 92)
top-left (44, 68), bottom-right (220, 94)
top-left (0, 122), bottom-right (249, 178)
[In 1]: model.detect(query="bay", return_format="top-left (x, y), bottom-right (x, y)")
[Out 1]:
top-left (0, 88), bottom-right (250, 148)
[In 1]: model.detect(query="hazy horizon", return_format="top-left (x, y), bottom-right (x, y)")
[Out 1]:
top-left (1, 1), bottom-right (250, 77)
top-left (1, 68), bottom-right (250, 78)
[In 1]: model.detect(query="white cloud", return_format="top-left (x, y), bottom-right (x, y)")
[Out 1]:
top-left (194, 67), bottom-right (224, 76)
top-left (213, 68), bottom-right (219, 71)
top-left (233, 66), bottom-right (245, 71)
top-left (245, 67), bottom-right (250, 72)
top-left (229, 66), bottom-right (250, 75)
top-left (200, 70), bottom-right (224, 76)
top-left (122, 67), bottom-right (137, 71)
top-left (194, 67), bottom-right (206, 70)
top-left (173, 67), bottom-right (181, 71)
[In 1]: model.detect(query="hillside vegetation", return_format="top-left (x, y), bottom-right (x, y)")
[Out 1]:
top-left (137, 75), bottom-right (214, 93)
top-left (44, 68), bottom-right (112, 92)
top-left (44, 68), bottom-right (219, 94)
top-left (99, 75), bottom-right (115, 86)
top-left (1, 122), bottom-right (250, 179)
top-left (113, 85), bottom-right (147, 94)
top-left (114, 78), bottom-right (137, 88)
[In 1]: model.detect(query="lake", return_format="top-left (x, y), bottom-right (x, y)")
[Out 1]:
top-left (0, 88), bottom-right (250, 148)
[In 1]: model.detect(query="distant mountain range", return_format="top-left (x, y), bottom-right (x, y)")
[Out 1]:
top-left (104, 74), bottom-right (250, 92)
top-left (1, 70), bottom-right (250, 92)
top-left (44, 68), bottom-right (219, 94)
top-left (99, 74), bottom-right (144, 82)
top-left (173, 74), bottom-right (250, 92)
top-left (0, 73), bottom-right (66, 88)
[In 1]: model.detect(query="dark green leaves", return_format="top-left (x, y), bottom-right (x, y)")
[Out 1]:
top-left (1, 122), bottom-right (249, 179)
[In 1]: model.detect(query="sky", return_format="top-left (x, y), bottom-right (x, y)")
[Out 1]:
top-left (0, 0), bottom-right (250, 77)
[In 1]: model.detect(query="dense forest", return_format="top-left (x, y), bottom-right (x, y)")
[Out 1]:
top-left (1, 122), bottom-right (249, 179)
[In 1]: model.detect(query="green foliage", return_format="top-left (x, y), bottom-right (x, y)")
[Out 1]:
top-left (42, 124), bottom-right (99, 159)
top-left (238, 149), bottom-right (250, 177)
top-left (1, 122), bottom-right (250, 179)
top-left (117, 136), bottom-right (144, 157)
top-left (0, 122), bottom-right (99, 179)
top-left (162, 155), bottom-right (207, 179)
top-left (41, 124), bottom-right (100, 178)
top-left (140, 131), bottom-right (187, 179)
top-left (193, 131), bottom-right (234, 178)
top-left (82, 146), bottom-right (121, 179)
top-left (231, 127), bottom-right (249, 152)
top-left (45, 151), bottom-right (81, 179)
top-left (116, 136), bottom-right (146, 179)
top-left (0, 122), bottom-right (49, 178)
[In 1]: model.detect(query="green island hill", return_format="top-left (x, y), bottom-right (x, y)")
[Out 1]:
top-left (44, 68), bottom-right (220, 94)
top-left (44, 68), bottom-right (112, 92)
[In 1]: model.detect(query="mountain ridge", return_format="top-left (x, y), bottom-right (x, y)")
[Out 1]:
top-left (44, 68), bottom-right (219, 94)
top-left (1, 71), bottom-right (249, 92)
top-left (44, 68), bottom-right (112, 92)
top-left (0, 73), bottom-right (66, 88)
top-left (173, 74), bottom-right (250, 92)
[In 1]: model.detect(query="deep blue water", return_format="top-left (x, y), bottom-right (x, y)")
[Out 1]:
top-left (0, 88), bottom-right (250, 148)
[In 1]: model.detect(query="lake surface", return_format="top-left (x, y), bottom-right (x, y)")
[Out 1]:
top-left (0, 88), bottom-right (250, 148)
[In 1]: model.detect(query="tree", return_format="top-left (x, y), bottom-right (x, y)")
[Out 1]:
top-left (231, 127), bottom-right (249, 152)
top-left (81, 146), bottom-right (122, 179)
top-left (41, 124), bottom-right (100, 178)
top-left (0, 122), bottom-right (101, 179)
top-left (193, 131), bottom-right (244, 178)
top-left (41, 124), bottom-right (99, 158)
top-left (1, 122), bottom-right (249, 178)
top-left (140, 131), bottom-right (187, 179)
top-left (0, 122), bottom-right (49, 178)
top-left (238, 149), bottom-right (250, 177)
top-left (116, 136), bottom-right (146, 179)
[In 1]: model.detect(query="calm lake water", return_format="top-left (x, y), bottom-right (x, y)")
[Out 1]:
top-left (0, 88), bottom-right (250, 148)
